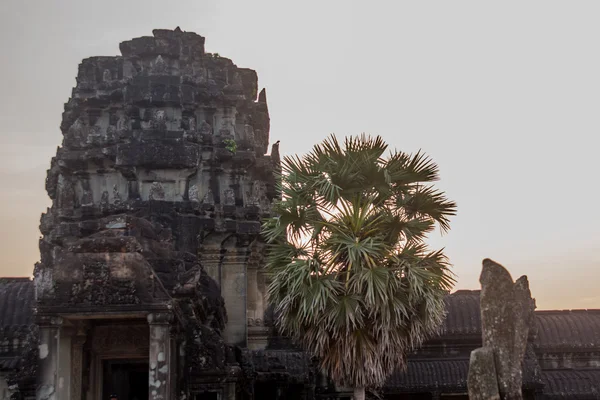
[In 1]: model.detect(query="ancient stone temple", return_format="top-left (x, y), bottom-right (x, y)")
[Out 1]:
top-left (1, 28), bottom-right (600, 400)
top-left (32, 28), bottom-right (284, 400)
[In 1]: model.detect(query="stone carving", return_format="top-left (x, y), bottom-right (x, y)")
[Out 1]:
top-left (151, 110), bottom-right (167, 130)
top-left (219, 120), bottom-right (235, 136)
top-left (153, 55), bottom-right (167, 74)
top-left (247, 318), bottom-right (270, 327)
top-left (215, 217), bottom-right (226, 233)
top-left (223, 189), bottom-right (236, 206)
top-left (149, 181), bottom-right (165, 200)
top-left (70, 328), bottom-right (87, 400)
top-left (202, 189), bottom-right (215, 205)
top-left (70, 262), bottom-right (140, 305)
top-left (57, 175), bottom-right (75, 210)
top-left (92, 325), bottom-right (149, 353)
top-left (81, 186), bottom-right (94, 207)
top-left (200, 121), bottom-right (212, 135)
top-left (467, 259), bottom-right (535, 400)
top-left (188, 116), bottom-right (196, 131)
top-left (246, 181), bottom-right (262, 206)
top-left (100, 190), bottom-right (109, 210)
top-left (188, 184), bottom-right (200, 202)
top-left (116, 115), bottom-right (129, 132)
top-left (112, 184), bottom-right (122, 206)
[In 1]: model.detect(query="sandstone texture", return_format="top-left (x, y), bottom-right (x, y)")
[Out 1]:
top-left (468, 259), bottom-right (536, 400)
top-left (34, 27), bottom-right (279, 376)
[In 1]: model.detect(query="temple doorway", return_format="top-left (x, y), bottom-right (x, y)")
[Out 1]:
top-left (102, 359), bottom-right (149, 400)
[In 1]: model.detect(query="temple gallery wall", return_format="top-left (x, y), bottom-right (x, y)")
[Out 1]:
top-left (0, 29), bottom-right (598, 400)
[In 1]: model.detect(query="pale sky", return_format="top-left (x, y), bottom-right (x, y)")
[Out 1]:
top-left (1, 0), bottom-right (598, 310)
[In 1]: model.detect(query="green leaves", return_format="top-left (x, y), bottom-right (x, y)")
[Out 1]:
top-left (263, 134), bottom-right (456, 389)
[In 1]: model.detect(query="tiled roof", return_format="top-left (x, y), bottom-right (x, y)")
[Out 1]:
top-left (541, 370), bottom-right (600, 399)
top-left (386, 349), bottom-right (542, 393)
top-left (249, 350), bottom-right (311, 382)
top-left (535, 310), bottom-right (600, 350)
top-left (0, 278), bottom-right (34, 327)
top-left (385, 359), bottom-right (468, 392)
top-left (441, 290), bottom-right (481, 336)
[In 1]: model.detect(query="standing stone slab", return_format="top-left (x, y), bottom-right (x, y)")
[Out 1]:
top-left (474, 258), bottom-right (535, 400)
top-left (468, 346), bottom-right (500, 400)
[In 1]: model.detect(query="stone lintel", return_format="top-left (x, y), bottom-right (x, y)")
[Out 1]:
top-left (147, 311), bottom-right (174, 325)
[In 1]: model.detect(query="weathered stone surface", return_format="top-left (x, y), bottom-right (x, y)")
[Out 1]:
top-left (468, 346), bottom-right (500, 400)
top-left (32, 28), bottom-right (280, 398)
top-left (476, 258), bottom-right (536, 400)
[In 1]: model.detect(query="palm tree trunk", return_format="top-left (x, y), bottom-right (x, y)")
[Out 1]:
top-left (354, 387), bottom-right (365, 400)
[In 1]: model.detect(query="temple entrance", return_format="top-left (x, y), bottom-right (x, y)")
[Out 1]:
top-left (102, 359), bottom-right (149, 400)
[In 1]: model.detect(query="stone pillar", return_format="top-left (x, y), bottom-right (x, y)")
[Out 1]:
top-left (169, 329), bottom-right (178, 400)
top-left (247, 264), bottom-right (269, 350)
top-left (223, 382), bottom-right (237, 400)
top-left (37, 316), bottom-right (62, 400)
top-left (57, 326), bottom-right (73, 400)
top-left (247, 265), bottom-right (260, 320)
top-left (221, 249), bottom-right (248, 347)
top-left (70, 324), bottom-right (88, 400)
top-left (200, 245), bottom-right (221, 285)
top-left (148, 312), bottom-right (173, 400)
top-left (200, 239), bottom-right (249, 347)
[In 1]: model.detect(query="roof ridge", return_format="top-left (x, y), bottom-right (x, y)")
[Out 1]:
top-left (0, 277), bottom-right (32, 283)
top-left (535, 309), bottom-right (600, 314)
top-left (449, 289), bottom-right (481, 295)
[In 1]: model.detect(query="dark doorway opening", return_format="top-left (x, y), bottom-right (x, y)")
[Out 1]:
top-left (254, 382), bottom-right (277, 399)
top-left (103, 359), bottom-right (149, 400)
top-left (194, 392), bottom-right (219, 400)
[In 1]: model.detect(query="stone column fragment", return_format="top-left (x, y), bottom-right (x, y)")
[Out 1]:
top-left (468, 347), bottom-right (500, 400)
top-left (148, 312), bottom-right (173, 400)
top-left (70, 324), bottom-right (88, 400)
top-left (468, 259), bottom-right (535, 400)
top-left (37, 317), bottom-right (62, 400)
top-left (221, 249), bottom-right (248, 347)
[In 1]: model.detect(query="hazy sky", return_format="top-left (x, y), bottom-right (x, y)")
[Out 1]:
top-left (1, 0), bottom-right (598, 310)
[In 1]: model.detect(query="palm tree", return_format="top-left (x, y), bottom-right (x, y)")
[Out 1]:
top-left (262, 134), bottom-right (457, 400)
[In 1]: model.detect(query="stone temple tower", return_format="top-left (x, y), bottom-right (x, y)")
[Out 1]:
top-left (33, 29), bottom-right (292, 400)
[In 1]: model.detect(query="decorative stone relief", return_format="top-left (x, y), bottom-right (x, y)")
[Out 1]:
top-left (57, 175), bottom-right (75, 210)
top-left (100, 190), bottom-right (110, 210)
top-left (116, 115), bottom-right (129, 132)
top-left (247, 318), bottom-right (270, 327)
top-left (188, 184), bottom-right (200, 202)
top-left (223, 189), bottom-right (236, 206)
top-left (112, 184), bottom-right (122, 206)
top-left (202, 189), bottom-right (215, 205)
top-left (200, 121), bottom-right (212, 135)
top-left (70, 261), bottom-right (140, 305)
top-left (149, 182), bottom-right (165, 200)
top-left (151, 110), bottom-right (167, 130)
top-left (92, 325), bottom-right (149, 353)
top-left (153, 55), bottom-right (167, 74)
top-left (247, 180), bottom-right (268, 207)
top-left (188, 116), bottom-right (197, 131)
top-left (81, 189), bottom-right (93, 207)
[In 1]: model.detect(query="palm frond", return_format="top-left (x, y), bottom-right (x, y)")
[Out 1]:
top-left (263, 134), bottom-right (456, 390)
